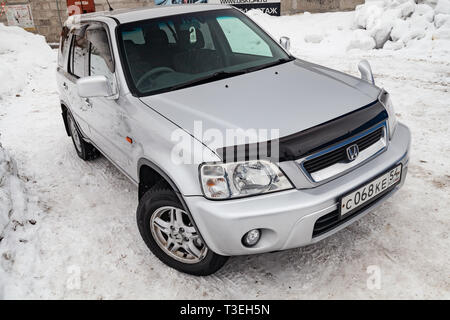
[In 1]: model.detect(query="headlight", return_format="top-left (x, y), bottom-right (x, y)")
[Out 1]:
top-left (379, 90), bottom-right (398, 139)
top-left (200, 160), bottom-right (293, 199)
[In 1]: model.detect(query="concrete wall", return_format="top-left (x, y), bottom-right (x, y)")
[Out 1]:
top-left (0, 0), bottom-right (363, 43)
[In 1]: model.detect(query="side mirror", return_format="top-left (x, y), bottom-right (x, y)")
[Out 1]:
top-left (279, 36), bottom-right (291, 52)
top-left (358, 59), bottom-right (375, 85)
top-left (77, 75), bottom-right (116, 99)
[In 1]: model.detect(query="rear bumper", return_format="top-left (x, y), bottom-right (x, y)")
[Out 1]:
top-left (185, 123), bottom-right (411, 256)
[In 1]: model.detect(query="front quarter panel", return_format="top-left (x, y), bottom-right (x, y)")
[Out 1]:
top-left (124, 95), bottom-right (220, 196)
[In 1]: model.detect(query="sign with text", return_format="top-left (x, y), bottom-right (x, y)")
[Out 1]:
top-left (5, 4), bottom-right (35, 31)
top-left (66, 0), bottom-right (96, 15)
top-left (154, 0), bottom-right (281, 16)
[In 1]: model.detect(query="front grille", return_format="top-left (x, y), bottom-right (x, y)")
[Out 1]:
top-left (312, 182), bottom-right (396, 237)
top-left (303, 126), bottom-right (384, 174)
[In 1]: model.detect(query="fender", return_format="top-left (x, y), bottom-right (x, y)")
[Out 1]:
top-left (137, 157), bottom-right (209, 249)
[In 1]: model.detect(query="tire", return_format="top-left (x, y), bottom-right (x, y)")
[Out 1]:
top-left (66, 112), bottom-right (99, 161)
top-left (137, 181), bottom-right (228, 276)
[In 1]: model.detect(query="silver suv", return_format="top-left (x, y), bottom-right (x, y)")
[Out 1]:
top-left (57, 4), bottom-right (411, 275)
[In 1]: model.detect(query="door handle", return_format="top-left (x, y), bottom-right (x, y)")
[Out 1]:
top-left (84, 98), bottom-right (92, 109)
top-left (62, 82), bottom-right (68, 90)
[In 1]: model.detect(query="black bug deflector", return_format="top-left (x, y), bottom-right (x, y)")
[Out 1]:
top-left (217, 100), bottom-right (388, 163)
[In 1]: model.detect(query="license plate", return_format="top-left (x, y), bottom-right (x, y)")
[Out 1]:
top-left (340, 164), bottom-right (402, 216)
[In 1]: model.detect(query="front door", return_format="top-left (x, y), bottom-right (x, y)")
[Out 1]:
top-left (83, 25), bottom-right (133, 172)
top-left (66, 29), bottom-right (91, 138)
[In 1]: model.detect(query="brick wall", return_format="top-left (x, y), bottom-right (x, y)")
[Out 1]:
top-left (1, 0), bottom-right (364, 43)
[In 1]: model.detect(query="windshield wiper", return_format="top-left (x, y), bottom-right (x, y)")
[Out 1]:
top-left (165, 57), bottom-right (294, 92)
top-left (168, 70), bottom-right (247, 91)
top-left (243, 57), bottom-right (295, 73)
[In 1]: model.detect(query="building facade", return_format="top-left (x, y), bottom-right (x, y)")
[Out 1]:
top-left (0, 0), bottom-right (363, 43)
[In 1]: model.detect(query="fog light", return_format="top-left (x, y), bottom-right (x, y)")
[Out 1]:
top-left (242, 229), bottom-right (261, 247)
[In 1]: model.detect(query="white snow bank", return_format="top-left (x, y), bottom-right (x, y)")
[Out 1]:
top-left (0, 144), bottom-right (25, 237)
top-left (0, 23), bottom-right (53, 98)
top-left (347, 29), bottom-right (377, 50)
top-left (435, 13), bottom-right (450, 27)
top-left (0, 25), bottom-right (47, 299)
top-left (247, 2), bottom-right (450, 58)
top-left (351, 0), bottom-right (450, 50)
top-left (435, 0), bottom-right (450, 14)
top-left (0, 143), bottom-right (31, 296)
top-left (304, 33), bottom-right (324, 43)
top-left (247, 9), bottom-right (356, 56)
top-left (0, 142), bottom-right (41, 298)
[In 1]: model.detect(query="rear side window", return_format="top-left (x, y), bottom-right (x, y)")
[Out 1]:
top-left (69, 35), bottom-right (89, 78)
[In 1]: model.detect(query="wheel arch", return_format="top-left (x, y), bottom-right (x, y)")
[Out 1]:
top-left (137, 158), bottom-right (183, 200)
top-left (137, 158), bottom-right (208, 246)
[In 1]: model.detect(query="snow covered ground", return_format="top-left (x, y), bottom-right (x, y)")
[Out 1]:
top-left (0, 1), bottom-right (449, 299)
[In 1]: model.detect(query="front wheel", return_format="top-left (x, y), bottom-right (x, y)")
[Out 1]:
top-left (137, 182), bottom-right (228, 276)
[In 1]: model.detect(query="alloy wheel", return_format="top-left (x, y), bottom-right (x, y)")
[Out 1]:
top-left (150, 206), bottom-right (208, 264)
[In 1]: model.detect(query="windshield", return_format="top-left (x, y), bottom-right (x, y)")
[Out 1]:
top-left (117, 9), bottom-right (292, 96)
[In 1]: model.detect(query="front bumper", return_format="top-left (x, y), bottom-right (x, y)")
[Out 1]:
top-left (185, 123), bottom-right (411, 256)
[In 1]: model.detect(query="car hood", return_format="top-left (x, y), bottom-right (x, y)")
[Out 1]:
top-left (140, 60), bottom-right (381, 149)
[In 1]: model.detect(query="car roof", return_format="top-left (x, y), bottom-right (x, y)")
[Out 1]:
top-left (79, 4), bottom-right (232, 24)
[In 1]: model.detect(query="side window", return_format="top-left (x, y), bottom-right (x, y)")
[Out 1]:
top-left (86, 27), bottom-right (114, 78)
top-left (69, 35), bottom-right (89, 78)
top-left (216, 16), bottom-right (272, 57)
top-left (86, 26), bottom-right (116, 93)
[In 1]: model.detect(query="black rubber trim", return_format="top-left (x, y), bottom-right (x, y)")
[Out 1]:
top-left (217, 100), bottom-right (388, 163)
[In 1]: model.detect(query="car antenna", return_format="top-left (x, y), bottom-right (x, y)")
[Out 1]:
top-left (105, 0), bottom-right (113, 11)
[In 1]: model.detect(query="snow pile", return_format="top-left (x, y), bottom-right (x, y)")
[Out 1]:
top-left (247, 9), bottom-right (357, 56)
top-left (247, 1), bottom-right (450, 58)
top-left (350, 0), bottom-right (450, 50)
top-left (0, 142), bottom-right (41, 298)
top-left (0, 144), bottom-right (24, 236)
top-left (0, 23), bottom-right (53, 98)
top-left (0, 144), bottom-right (28, 295)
